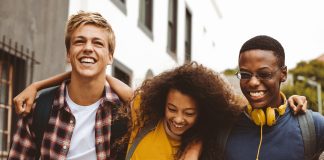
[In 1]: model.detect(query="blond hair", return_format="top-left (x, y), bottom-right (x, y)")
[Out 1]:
top-left (65, 11), bottom-right (115, 55)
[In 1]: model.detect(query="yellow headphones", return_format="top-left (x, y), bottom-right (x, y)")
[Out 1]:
top-left (246, 92), bottom-right (287, 126)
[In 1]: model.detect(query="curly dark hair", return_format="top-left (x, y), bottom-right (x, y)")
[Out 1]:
top-left (239, 35), bottom-right (285, 67)
top-left (132, 62), bottom-right (242, 159)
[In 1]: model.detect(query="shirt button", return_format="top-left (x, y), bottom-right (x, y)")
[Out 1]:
top-left (63, 145), bottom-right (67, 150)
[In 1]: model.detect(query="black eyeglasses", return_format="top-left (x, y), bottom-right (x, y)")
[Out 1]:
top-left (235, 66), bottom-right (285, 80)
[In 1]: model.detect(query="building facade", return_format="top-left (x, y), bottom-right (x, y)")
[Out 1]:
top-left (1, 0), bottom-right (223, 158)
top-left (0, 0), bottom-right (69, 158)
top-left (69, 0), bottom-right (222, 87)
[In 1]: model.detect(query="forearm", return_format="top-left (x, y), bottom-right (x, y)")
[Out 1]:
top-left (32, 72), bottom-right (71, 91)
top-left (106, 75), bottom-right (134, 102)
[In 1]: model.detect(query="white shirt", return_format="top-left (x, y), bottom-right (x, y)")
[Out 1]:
top-left (65, 88), bottom-right (100, 160)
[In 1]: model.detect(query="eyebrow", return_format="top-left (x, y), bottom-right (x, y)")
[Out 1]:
top-left (166, 103), bottom-right (196, 110)
top-left (167, 103), bottom-right (177, 108)
top-left (72, 36), bottom-right (104, 41)
top-left (239, 66), bottom-right (271, 72)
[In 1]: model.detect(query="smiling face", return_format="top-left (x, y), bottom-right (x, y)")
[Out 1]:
top-left (164, 89), bottom-right (198, 136)
top-left (239, 49), bottom-right (287, 109)
top-left (67, 24), bottom-right (113, 79)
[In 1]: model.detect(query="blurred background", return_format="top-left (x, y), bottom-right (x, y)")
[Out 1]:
top-left (0, 0), bottom-right (323, 158)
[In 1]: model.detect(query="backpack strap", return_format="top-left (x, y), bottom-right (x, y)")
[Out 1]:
top-left (32, 86), bottom-right (59, 158)
top-left (297, 110), bottom-right (316, 160)
top-left (125, 121), bottom-right (157, 160)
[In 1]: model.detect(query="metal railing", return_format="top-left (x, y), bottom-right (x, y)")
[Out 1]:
top-left (0, 35), bottom-right (40, 158)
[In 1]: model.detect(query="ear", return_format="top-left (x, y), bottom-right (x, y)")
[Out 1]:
top-left (66, 52), bottom-right (71, 63)
top-left (280, 66), bottom-right (287, 82)
top-left (107, 53), bottom-right (113, 65)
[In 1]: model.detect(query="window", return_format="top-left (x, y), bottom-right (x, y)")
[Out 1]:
top-left (145, 69), bottom-right (154, 79)
top-left (111, 0), bottom-right (127, 15)
top-left (114, 67), bottom-right (130, 85)
top-left (185, 8), bottom-right (192, 63)
top-left (0, 35), bottom-right (36, 158)
top-left (138, 0), bottom-right (154, 39)
top-left (112, 60), bottom-right (132, 86)
top-left (0, 59), bottom-right (13, 157)
top-left (167, 0), bottom-right (178, 58)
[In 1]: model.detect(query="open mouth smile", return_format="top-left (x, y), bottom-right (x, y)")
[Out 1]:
top-left (79, 57), bottom-right (97, 64)
top-left (171, 121), bottom-right (185, 128)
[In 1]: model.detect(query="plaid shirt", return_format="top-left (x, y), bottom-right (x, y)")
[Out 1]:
top-left (8, 81), bottom-right (122, 160)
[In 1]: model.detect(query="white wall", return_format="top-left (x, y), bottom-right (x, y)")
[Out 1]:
top-left (69, 0), bottom-right (222, 88)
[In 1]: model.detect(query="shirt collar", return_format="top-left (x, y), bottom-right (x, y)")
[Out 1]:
top-left (53, 80), bottom-right (122, 111)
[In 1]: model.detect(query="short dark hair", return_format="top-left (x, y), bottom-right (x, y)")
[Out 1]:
top-left (239, 35), bottom-right (285, 67)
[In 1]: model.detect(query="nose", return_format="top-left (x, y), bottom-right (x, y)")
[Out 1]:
top-left (83, 41), bottom-right (94, 54)
top-left (173, 114), bottom-right (184, 124)
top-left (248, 75), bottom-right (261, 87)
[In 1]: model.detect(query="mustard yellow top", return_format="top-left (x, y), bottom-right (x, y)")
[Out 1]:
top-left (128, 96), bottom-right (180, 160)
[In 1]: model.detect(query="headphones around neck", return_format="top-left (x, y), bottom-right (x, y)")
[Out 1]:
top-left (246, 92), bottom-right (287, 126)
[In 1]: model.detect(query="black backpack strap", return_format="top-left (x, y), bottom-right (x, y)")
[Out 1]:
top-left (125, 121), bottom-right (157, 160)
top-left (32, 86), bottom-right (59, 158)
top-left (297, 110), bottom-right (316, 160)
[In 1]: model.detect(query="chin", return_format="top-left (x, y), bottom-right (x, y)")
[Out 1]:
top-left (249, 102), bottom-right (267, 109)
top-left (77, 70), bottom-right (102, 78)
top-left (171, 129), bottom-right (184, 136)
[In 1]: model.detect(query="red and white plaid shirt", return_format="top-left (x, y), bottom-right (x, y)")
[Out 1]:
top-left (8, 81), bottom-right (122, 160)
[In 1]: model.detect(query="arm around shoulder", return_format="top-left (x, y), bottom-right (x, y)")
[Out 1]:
top-left (106, 75), bottom-right (134, 102)
top-left (14, 72), bottom-right (71, 116)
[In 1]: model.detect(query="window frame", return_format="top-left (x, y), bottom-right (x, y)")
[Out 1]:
top-left (138, 0), bottom-right (154, 40)
top-left (112, 59), bottom-right (133, 86)
top-left (111, 0), bottom-right (127, 15)
top-left (0, 60), bottom-right (13, 157)
top-left (166, 0), bottom-right (178, 61)
top-left (184, 7), bottom-right (192, 63)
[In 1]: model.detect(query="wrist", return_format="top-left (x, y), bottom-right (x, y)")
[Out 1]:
top-left (31, 82), bottom-right (41, 91)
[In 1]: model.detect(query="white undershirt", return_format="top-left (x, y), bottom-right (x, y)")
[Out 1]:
top-left (66, 88), bottom-right (100, 160)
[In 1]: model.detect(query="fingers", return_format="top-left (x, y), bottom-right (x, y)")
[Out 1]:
top-left (24, 98), bottom-right (34, 115)
top-left (13, 85), bottom-right (38, 116)
top-left (288, 95), bottom-right (307, 115)
top-left (301, 100), bottom-right (307, 112)
top-left (13, 96), bottom-right (33, 117)
top-left (287, 97), bottom-right (298, 114)
top-left (14, 97), bottom-right (25, 115)
top-left (295, 96), bottom-right (307, 114)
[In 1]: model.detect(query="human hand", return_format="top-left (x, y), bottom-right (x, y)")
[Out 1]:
top-left (13, 84), bottom-right (38, 116)
top-left (287, 95), bottom-right (307, 115)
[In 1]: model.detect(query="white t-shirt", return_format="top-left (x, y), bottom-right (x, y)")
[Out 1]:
top-left (65, 88), bottom-right (101, 160)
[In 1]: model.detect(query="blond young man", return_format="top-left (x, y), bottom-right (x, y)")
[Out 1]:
top-left (8, 11), bottom-right (128, 160)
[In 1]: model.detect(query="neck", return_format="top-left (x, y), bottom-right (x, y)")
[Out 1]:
top-left (68, 72), bottom-right (106, 106)
top-left (273, 92), bottom-right (287, 108)
top-left (163, 119), bottom-right (181, 141)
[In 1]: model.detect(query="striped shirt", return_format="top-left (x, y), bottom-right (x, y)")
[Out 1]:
top-left (8, 81), bottom-right (122, 160)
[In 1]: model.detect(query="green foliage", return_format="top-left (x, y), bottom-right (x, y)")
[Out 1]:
top-left (223, 67), bottom-right (238, 75)
top-left (290, 60), bottom-right (324, 86)
top-left (282, 59), bottom-right (324, 113)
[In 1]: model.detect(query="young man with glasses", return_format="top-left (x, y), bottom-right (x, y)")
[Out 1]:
top-left (226, 35), bottom-right (324, 160)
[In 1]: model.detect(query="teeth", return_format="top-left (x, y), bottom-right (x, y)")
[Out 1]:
top-left (172, 122), bottom-right (184, 128)
top-left (250, 91), bottom-right (264, 97)
top-left (80, 57), bottom-right (95, 63)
